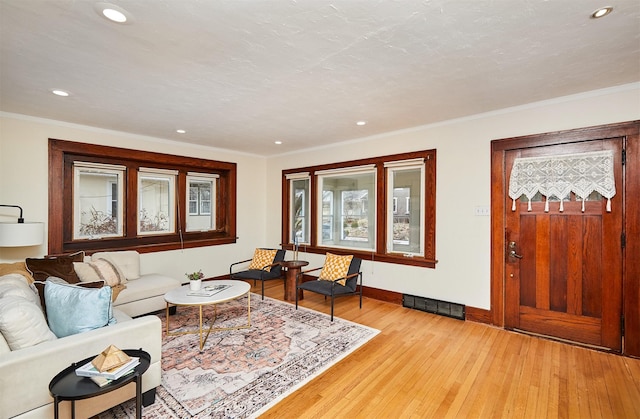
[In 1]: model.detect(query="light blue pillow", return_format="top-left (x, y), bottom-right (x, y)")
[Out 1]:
top-left (44, 281), bottom-right (115, 338)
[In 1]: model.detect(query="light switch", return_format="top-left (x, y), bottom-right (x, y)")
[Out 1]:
top-left (474, 206), bottom-right (490, 216)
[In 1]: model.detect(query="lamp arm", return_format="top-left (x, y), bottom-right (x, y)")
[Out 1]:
top-left (0, 204), bottom-right (25, 223)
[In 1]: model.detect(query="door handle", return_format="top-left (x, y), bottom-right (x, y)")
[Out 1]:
top-left (508, 241), bottom-right (523, 259)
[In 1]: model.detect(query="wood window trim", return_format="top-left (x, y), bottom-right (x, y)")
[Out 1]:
top-left (48, 139), bottom-right (237, 255)
top-left (282, 149), bottom-right (437, 268)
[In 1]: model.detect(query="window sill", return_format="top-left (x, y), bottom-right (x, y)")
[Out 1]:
top-left (285, 245), bottom-right (437, 269)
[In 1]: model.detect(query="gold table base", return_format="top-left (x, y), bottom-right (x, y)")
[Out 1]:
top-left (165, 292), bottom-right (251, 351)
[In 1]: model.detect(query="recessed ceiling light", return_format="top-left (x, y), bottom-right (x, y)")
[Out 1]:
top-left (591, 7), bottom-right (613, 19)
top-left (176, 129), bottom-right (186, 134)
top-left (356, 121), bottom-right (367, 126)
top-left (52, 89), bottom-right (69, 97)
top-left (275, 141), bottom-right (283, 145)
top-left (95, 3), bottom-right (132, 24)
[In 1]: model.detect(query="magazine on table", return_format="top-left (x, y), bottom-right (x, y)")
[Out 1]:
top-left (187, 284), bottom-right (232, 297)
top-left (75, 357), bottom-right (140, 380)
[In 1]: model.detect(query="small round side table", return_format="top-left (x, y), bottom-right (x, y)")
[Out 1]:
top-left (49, 348), bottom-right (150, 419)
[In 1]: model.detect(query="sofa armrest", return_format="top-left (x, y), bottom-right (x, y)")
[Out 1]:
top-left (0, 315), bottom-right (161, 419)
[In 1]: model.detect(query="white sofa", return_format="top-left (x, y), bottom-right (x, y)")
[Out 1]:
top-left (0, 251), bottom-right (182, 418)
top-left (0, 310), bottom-right (162, 418)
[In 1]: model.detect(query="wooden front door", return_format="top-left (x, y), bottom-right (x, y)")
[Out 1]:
top-left (503, 139), bottom-right (623, 351)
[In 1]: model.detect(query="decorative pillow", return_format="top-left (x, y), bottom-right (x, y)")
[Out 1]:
top-left (91, 251), bottom-right (140, 280)
top-left (74, 259), bottom-right (126, 286)
top-left (33, 278), bottom-right (114, 317)
top-left (318, 253), bottom-right (354, 286)
top-left (44, 281), bottom-right (115, 338)
top-left (0, 274), bottom-right (41, 308)
top-left (0, 262), bottom-right (35, 284)
top-left (0, 295), bottom-right (57, 350)
top-left (248, 248), bottom-right (278, 270)
top-left (26, 251), bottom-right (85, 283)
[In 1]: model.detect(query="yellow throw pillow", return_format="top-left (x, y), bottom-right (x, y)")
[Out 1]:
top-left (248, 249), bottom-right (278, 270)
top-left (318, 253), bottom-right (353, 286)
top-left (0, 262), bottom-right (35, 284)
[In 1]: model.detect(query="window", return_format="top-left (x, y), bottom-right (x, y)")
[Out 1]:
top-left (322, 190), bottom-right (334, 241)
top-left (317, 166), bottom-right (376, 250)
top-left (282, 150), bottom-right (436, 268)
top-left (186, 173), bottom-right (218, 232)
top-left (73, 162), bottom-right (124, 240)
top-left (138, 168), bottom-right (176, 235)
top-left (386, 162), bottom-right (424, 256)
top-left (286, 174), bottom-right (310, 245)
top-left (49, 139), bottom-right (237, 254)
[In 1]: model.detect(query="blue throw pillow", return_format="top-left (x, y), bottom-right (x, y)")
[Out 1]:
top-left (44, 280), bottom-right (115, 338)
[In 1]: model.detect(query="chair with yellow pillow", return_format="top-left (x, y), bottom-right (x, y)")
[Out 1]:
top-left (229, 248), bottom-right (286, 299)
top-left (295, 253), bottom-right (362, 321)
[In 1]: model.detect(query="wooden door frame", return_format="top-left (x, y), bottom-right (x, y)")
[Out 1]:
top-left (490, 120), bottom-right (640, 357)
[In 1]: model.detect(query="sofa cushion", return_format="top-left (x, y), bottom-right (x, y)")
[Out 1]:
top-left (0, 262), bottom-right (35, 283)
top-left (0, 295), bottom-right (57, 350)
top-left (91, 251), bottom-right (141, 280)
top-left (45, 281), bottom-right (115, 338)
top-left (0, 331), bottom-right (10, 354)
top-left (113, 273), bottom-right (179, 306)
top-left (26, 251), bottom-right (85, 283)
top-left (0, 274), bottom-right (41, 308)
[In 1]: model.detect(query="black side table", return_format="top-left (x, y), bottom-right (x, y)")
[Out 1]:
top-left (49, 348), bottom-right (150, 419)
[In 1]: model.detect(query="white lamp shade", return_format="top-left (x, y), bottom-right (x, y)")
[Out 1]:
top-left (0, 222), bottom-right (44, 247)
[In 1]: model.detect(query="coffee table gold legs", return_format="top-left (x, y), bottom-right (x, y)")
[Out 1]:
top-left (165, 293), bottom-right (251, 351)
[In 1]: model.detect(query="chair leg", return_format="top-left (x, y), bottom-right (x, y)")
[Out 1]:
top-left (330, 295), bottom-right (334, 321)
top-left (261, 280), bottom-right (265, 300)
top-left (295, 285), bottom-right (299, 310)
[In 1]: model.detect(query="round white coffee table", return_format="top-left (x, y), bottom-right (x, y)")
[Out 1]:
top-left (164, 280), bottom-right (251, 351)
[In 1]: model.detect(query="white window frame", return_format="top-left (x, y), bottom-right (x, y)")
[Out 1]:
top-left (385, 159), bottom-right (425, 256)
top-left (138, 168), bottom-right (177, 235)
top-left (322, 190), bottom-right (334, 242)
top-left (317, 165), bottom-right (377, 252)
top-left (286, 173), bottom-right (311, 245)
top-left (186, 173), bottom-right (218, 232)
top-left (73, 162), bottom-right (125, 240)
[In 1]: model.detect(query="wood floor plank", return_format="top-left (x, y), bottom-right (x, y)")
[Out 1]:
top-left (254, 281), bottom-right (640, 418)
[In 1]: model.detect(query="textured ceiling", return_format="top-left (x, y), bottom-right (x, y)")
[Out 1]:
top-left (1, 0), bottom-right (639, 156)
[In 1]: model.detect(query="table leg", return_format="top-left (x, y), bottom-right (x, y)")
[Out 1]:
top-left (284, 267), bottom-right (304, 301)
top-left (165, 303), bottom-right (170, 336)
top-left (199, 305), bottom-right (203, 350)
top-left (54, 397), bottom-right (59, 419)
top-left (247, 292), bottom-right (251, 326)
top-left (135, 374), bottom-right (142, 419)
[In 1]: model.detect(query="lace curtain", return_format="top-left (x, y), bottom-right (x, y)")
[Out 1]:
top-left (508, 150), bottom-right (616, 213)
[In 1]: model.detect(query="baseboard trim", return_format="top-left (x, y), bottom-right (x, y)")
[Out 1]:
top-left (210, 273), bottom-right (492, 324)
top-left (465, 306), bottom-right (492, 324)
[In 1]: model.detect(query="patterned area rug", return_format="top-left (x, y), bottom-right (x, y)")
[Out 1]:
top-left (100, 294), bottom-right (379, 418)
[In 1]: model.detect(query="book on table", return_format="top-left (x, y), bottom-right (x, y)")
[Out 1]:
top-left (75, 357), bottom-right (140, 380)
top-left (90, 375), bottom-right (113, 387)
top-left (187, 284), bottom-right (232, 297)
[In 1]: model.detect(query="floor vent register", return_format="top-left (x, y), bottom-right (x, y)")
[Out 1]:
top-left (402, 294), bottom-right (466, 321)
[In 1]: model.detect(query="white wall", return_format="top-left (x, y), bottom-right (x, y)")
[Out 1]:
top-left (0, 115), bottom-right (269, 281)
top-left (1, 83), bottom-right (638, 308)
top-left (265, 83), bottom-right (640, 310)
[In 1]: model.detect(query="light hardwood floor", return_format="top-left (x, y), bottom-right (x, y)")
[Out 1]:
top-left (252, 281), bottom-right (640, 419)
